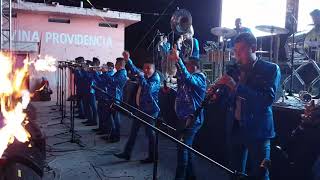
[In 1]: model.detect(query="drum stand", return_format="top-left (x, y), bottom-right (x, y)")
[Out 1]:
top-left (288, 14), bottom-right (298, 96)
top-left (221, 36), bottom-right (228, 75)
top-left (287, 32), bottom-right (295, 96)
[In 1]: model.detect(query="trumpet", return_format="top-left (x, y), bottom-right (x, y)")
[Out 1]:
top-left (84, 66), bottom-right (105, 72)
top-left (63, 61), bottom-right (102, 72)
top-left (190, 63), bottom-right (241, 121)
top-left (206, 63), bottom-right (240, 102)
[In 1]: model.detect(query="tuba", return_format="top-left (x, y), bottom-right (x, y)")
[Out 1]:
top-left (171, 9), bottom-right (194, 59)
top-left (170, 9), bottom-right (192, 35)
top-left (163, 9), bottom-right (193, 80)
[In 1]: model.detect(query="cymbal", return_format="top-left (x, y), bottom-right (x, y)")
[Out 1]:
top-left (211, 27), bottom-right (237, 38)
top-left (256, 50), bottom-right (269, 54)
top-left (255, 25), bottom-right (289, 35)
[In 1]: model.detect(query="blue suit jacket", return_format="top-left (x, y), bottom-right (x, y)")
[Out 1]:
top-left (93, 71), bottom-right (114, 101)
top-left (81, 69), bottom-right (95, 95)
top-left (226, 60), bottom-right (281, 142)
top-left (175, 59), bottom-right (207, 125)
top-left (74, 69), bottom-right (84, 95)
top-left (127, 59), bottom-right (161, 115)
top-left (104, 69), bottom-right (127, 101)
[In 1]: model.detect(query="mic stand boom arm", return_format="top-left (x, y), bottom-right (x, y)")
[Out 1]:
top-left (92, 85), bottom-right (175, 131)
top-left (92, 85), bottom-right (248, 179)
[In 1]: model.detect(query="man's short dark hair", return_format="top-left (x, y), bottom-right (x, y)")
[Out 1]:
top-left (92, 57), bottom-right (100, 66)
top-left (85, 60), bottom-right (93, 66)
top-left (185, 58), bottom-right (200, 68)
top-left (144, 56), bottom-right (155, 67)
top-left (116, 57), bottom-right (126, 67)
top-left (75, 56), bottom-right (85, 63)
top-left (310, 9), bottom-right (320, 17)
top-left (106, 62), bottom-right (114, 68)
top-left (234, 32), bottom-right (257, 48)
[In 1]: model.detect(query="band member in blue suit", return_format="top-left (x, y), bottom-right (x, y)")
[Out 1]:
top-left (167, 46), bottom-right (207, 180)
top-left (81, 59), bottom-right (100, 126)
top-left (216, 32), bottom-right (280, 180)
top-left (114, 51), bottom-right (161, 163)
top-left (92, 62), bottom-right (115, 134)
top-left (157, 35), bottom-right (171, 72)
top-left (74, 56), bottom-right (86, 119)
top-left (100, 58), bottom-right (127, 143)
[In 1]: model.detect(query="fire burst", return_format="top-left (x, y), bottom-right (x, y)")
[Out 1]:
top-left (0, 53), bottom-right (56, 158)
top-left (33, 55), bottom-right (57, 72)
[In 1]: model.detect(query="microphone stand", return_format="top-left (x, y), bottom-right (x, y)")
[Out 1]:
top-left (222, 36), bottom-right (227, 74)
top-left (93, 85), bottom-right (174, 180)
top-left (147, 30), bottom-right (163, 70)
top-left (49, 62), bottom-right (71, 139)
top-left (50, 62), bottom-right (68, 124)
top-left (53, 66), bottom-right (84, 147)
top-left (288, 12), bottom-right (297, 96)
top-left (92, 85), bottom-right (249, 180)
top-left (93, 85), bottom-right (176, 131)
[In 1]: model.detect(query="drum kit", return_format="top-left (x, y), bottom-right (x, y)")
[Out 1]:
top-left (208, 25), bottom-right (289, 60)
top-left (208, 23), bottom-right (320, 83)
top-left (207, 24), bottom-right (289, 77)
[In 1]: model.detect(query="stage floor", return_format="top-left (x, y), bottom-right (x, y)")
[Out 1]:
top-left (32, 101), bottom-right (230, 180)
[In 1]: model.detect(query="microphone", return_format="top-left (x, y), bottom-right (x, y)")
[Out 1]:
top-left (157, 29), bottom-right (165, 36)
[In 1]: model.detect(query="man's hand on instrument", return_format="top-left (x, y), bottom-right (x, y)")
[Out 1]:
top-left (206, 85), bottom-right (218, 101)
top-left (216, 75), bottom-right (237, 92)
top-left (122, 51), bottom-right (130, 62)
top-left (167, 44), bottom-right (179, 63)
top-left (301, 100), bottom-right (320, 126)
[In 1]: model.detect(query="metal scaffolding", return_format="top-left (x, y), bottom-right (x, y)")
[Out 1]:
top-left (0, 0), bottom-right (12, 51)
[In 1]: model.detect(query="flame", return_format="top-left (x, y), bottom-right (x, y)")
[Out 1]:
top-left (33, 55), bottom-right (57, 72)
top-left (0, 53), bottom-right (56, 158)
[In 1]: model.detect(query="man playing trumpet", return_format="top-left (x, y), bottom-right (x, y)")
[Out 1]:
top-left (215, 32), bottom-right (281, 180)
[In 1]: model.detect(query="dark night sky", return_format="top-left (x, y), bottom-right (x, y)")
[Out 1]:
top-left (99, 0), bottom-right (222, 61)
top-left (29, 0), bottom-right (222, 61)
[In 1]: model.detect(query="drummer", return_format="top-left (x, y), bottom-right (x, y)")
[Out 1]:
top-left (304, 9), bottom-right (320, 61)
top-left (234, 18), bottom-right (252, 34)
top-left (228, 18), bottom-right (252, 49)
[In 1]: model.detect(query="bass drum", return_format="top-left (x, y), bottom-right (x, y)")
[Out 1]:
top-left (285, 31), bottom-right (309, 60)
